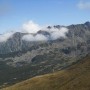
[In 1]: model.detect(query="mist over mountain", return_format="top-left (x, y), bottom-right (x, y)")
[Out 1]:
top-left (1, 0), bottom-right (90, 89)
top-left (0, 25), bottom-right (68, 54)
top-left (0, 21), bottom-right (90, 55)
top-left (0, 22), bottom-right (90, 88)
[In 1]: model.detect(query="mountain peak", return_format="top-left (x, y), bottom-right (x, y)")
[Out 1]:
top-left (84, 21), bottom-right (90, 26)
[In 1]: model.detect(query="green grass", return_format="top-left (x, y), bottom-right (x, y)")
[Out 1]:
top-left (2, 55), bottom-right (90, 90)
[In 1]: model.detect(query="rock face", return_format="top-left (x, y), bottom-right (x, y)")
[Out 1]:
top-left (0, 32), bottom-right (22, 54)
top-left (0, 22), bottom-right (90, 55)
top-left (0, 22), bottom-right (90, 87)
top-left (0, 22), bottom-right (90, 58)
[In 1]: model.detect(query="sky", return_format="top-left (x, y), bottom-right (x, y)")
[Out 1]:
top-left (0, 0), bottom-right (90, 34)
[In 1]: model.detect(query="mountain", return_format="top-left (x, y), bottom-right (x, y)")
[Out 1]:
top-left (0, 21), bottom-right (90, 55)
top-left (0, 22), bottom-right (90, 88)
top-left (0, 22), bottom-right (90, 63)
top-left (2, 55), bottom-right (90, 90)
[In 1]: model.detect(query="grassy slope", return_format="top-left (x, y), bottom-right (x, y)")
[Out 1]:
top-left (2, 55), bottom-right (90, 90)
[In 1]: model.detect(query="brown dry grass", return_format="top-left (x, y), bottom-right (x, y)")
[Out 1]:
top-left (2, 55), bottom-right (90, 90)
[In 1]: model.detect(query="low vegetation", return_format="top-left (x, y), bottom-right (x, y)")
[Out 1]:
top-left (2, 55), bottom-right (90, 90)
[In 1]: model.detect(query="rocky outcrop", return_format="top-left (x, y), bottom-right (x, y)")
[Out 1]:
top-left (0, 22), bottom-right (90, 66)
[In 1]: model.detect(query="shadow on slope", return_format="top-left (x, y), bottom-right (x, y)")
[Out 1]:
top-left (2, 55), bottom-right (90, 90)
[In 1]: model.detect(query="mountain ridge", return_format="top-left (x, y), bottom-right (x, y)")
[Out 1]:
top-left (0, 21), bottom-right (90, 55)
top-left (0, 22), bottom-right (90, 88)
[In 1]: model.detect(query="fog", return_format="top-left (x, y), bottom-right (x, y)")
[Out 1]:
top-left (22, 34), bottom-right (48, 41)
top-left (0, 20), bottom-right (69, 42)
top-left (0, 32), bottom-right (14, 42)
top-left (22, 21), bottom-right (68, 41)
top-left (22, 20), bottom-right (41, 33)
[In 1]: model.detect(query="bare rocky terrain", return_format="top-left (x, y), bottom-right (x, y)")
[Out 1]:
top-left (0, 22), bottom-right (90, 88)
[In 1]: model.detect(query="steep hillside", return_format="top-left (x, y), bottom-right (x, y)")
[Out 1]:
top-left (2, 55), bottom-right (90, 90)
top-left (0, 22), bottom-right (90, 67)
top-left (0, 22), bottom-right (90, 88)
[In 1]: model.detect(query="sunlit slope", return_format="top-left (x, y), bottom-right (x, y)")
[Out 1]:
top-left (2, 55), bottom-right (90, 90)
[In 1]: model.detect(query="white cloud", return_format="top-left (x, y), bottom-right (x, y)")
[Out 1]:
top-left (22, 20), bottom-right (41, 33)
top-left (22, 24), bottom-right (68, 41)
top-left (41, 27), bottom-right (68, 40)
top-left (78, 1), bottom-right (90, 10)
top-left (21, 20), bottom-right (69, 42)
top-left (50, 27), bottom-right (68, 40)
top-left (0, 20), bottom-right (69, 43)
top-left (35, 34), bottom-right (48, 41)
top-left (22, 34), bottom-right (48, 41)
top-left (0, 32), bottom-right (14, 42)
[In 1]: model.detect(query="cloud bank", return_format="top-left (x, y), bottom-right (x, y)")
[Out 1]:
top-left (22, 20), bottom-right (41, 33)
top-left (0, 20), bottom-right (68, 42)
top-left (22, 21), bottom-right (68, 41)
top-left (78, 1), bottom-right (90, 10)
top-left (0, 32), bottom-right (14, 42)
top-left (22, 34), bottom-right (48, 41)
top-left (50, 27), bottom-right (68, 40)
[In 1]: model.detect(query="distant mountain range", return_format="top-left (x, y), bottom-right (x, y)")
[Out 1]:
top-left (0, 21), bottom-right (90, 65)
top-left (0, 21), bottom-right (90, 88)
top-left (0, 21), bottom-right (90, 55)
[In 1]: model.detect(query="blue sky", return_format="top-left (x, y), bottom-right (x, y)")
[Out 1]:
top-left (0, 0), bottom-right (90, 33)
